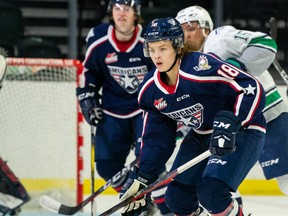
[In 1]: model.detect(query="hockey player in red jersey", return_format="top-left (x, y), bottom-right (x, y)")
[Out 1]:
top-left (120, 17), bottom-right (266, 216)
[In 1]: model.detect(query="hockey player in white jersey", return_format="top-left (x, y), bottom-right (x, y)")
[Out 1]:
top-left (0, 49), bottom-right (30, 215)
top-left (176, 5), bottom-right (288, 201)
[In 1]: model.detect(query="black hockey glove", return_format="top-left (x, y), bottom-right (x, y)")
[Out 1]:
top-left (76, 87), bottom-right (102, 126)
top-left (120, 166), bottom-right (157, 216)
top-left (210, 111), bottom-right (242, 156)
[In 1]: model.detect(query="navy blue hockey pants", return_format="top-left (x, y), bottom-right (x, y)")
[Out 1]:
top-left (165, 128), bottom-right (265, 214)
top-left (93, 113), bottom-right (143, 181)
top-left (259, 112), bottom-right (288, 179)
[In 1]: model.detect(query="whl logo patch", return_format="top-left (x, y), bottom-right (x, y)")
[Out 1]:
top-left (105, 52), bottom-right (118, 64)
top-left (154, 98), bottom-right (167, 110)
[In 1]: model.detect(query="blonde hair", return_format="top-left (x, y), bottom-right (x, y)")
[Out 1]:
top-left (178, 41), bottom-right (195, 58)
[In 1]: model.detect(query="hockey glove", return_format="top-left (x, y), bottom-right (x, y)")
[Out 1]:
top-left (76, 87), bottom-right (102, 126)
top-left (120, 166), bottom-right (157, 216)
top-left (210, 111), bottom-right (242, 156)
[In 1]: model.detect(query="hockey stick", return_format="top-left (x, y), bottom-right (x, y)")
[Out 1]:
top-left (91, 126), bottom-right (96, 215)
top-left (99, 150), bottom-right (211, 216)
top-left (269, 17), bottom-right (288, 85)
top-left (39, 159), bottom-right (137, 215)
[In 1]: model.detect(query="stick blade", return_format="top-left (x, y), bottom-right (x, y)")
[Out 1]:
top-left (39, 195), bottom-right (61, 213)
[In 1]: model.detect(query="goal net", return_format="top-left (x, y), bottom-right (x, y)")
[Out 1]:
top-left (0, 58), bottom-right (84, 210)
top-left (1, 58), bottom-right (285, 212)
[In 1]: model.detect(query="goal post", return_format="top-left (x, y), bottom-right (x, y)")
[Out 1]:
top-left (0, 58), bottom-right (84, 208)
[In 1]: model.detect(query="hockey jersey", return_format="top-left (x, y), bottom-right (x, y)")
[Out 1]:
top-left (80, 23), bottom-right (153, 118)
top-left (204, 25), bottom-right (286, 122)
top-left (138, 51), bottom-right (266, 174)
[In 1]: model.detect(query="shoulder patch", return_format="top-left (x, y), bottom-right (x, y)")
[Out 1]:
top-left (193, 55), bottom-right (211, 71)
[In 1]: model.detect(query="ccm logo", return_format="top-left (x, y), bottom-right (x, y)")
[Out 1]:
top-left (261, 158), bottom-right (279, 167)
top-left (78, 92), bottom-right (94, 100)
top-left (208, 158), bottom-right (227, 165)
top-left (177, 94), bottom-right (190, 101)
top-left (104, 166), bottom-right (131, 189)
top-left (213, 121), bottom-right (230, 129)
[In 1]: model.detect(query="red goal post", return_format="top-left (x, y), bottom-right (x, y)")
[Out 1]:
top-left (0, 58), bottom-right (85, 207)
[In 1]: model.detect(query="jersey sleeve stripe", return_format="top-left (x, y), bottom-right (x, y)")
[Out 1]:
top-left (138, 76), bottom-right (154, 104)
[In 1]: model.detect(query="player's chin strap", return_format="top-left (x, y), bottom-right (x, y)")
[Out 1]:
top-left (160, 53), bottom-right (180, 73)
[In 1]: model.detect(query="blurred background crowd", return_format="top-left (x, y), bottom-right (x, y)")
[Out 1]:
top-left (0, 0), bottom-right (287, 83)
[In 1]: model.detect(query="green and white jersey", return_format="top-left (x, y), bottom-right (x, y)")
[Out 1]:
top-left (204, 25), bottom-right (286, 122)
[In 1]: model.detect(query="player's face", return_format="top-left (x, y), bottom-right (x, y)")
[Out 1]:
top-left (112, 4), bottom-right (136, 33)
top-left (181, 21), bottom-right (206, 51)
top-left (148, 40), bottom-right (177, 72)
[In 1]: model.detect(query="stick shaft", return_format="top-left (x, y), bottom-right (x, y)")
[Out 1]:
top-left (99, 150), bottom-right (211, 216)
top-left (269, 17), bottom-right (288, 85)
top-left (40, 159), bottom-right (137, 215)
top-left (91, 126), bottom-right (96, 215)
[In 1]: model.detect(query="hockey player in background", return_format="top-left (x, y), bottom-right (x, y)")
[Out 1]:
top-left (76, 0), bottom-right (171, 215)
top-left (175, 5), bottom-right (288, 200)
top-left (0, 50), bottom-right (30, 215)
top-left (0, 157), bottom-right (30, 216)
top-left (120, 17), bottom-right (266, 216)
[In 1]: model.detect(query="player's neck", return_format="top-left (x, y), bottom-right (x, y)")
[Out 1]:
top-left (166, 67), bottom-right (179, 86)
top-left (115, 26), bottom-right (136, 41)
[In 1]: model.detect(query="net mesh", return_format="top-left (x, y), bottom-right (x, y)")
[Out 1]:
top-left (0, 58), bottom-right (82, 209)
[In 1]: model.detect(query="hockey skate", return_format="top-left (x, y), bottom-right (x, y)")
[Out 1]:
top-left (196, 206), bottom-right (210, 216)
